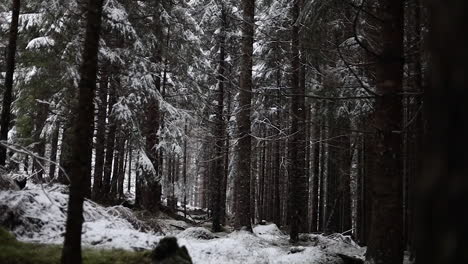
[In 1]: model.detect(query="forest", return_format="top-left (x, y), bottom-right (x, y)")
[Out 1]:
top-left (0, 0), bottom-right (462, 264)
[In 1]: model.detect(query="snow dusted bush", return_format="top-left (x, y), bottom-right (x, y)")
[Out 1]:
top-left (106, 206), bottom-right (148, 231)
top-left (0, 172), bottom-right (20, 191)
top-left (177, 227), bottom-right (216, 240)
top-left (253, 223), bottom-right (284, 237)
top-left (0, 183), bottom-right (159, 249)
top-left (299, 233), bottom-right (365, 260)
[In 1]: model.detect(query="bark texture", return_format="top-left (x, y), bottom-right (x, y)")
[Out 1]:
top-left (365, 0), bottom-right (404, 263)
top-left (61, 1), bottom-right (104, 263)
top-left (0, 0), bottom-right (21, 166)
top-left (235, 0), bottom-right (255, 230)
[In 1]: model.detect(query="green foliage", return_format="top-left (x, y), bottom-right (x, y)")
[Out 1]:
top-left (0, 228), bottom-right (152, 264)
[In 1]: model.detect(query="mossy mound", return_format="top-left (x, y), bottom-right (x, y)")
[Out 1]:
top-left (0, 228), bottom-right (152, 264)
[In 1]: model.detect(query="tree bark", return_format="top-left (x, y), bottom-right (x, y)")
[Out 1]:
top-left (235, 0), bottom-right (255, 231)
top-left (48, 122), bottom-right (60, 180)
top-left (102, 83), bottom-right (117, 197)
top-left (0, 0), bottom-right (21, 166)
top-left (32, 104), bottom-right (48, 181)
top-left (127, 141), bottom-right (132, 193)
top-left (92, 69), bottom-right (109, 200)
top-left (110, 131), bottom-right (122, 198)
top-left (61, 0), bottom-right (104, 263)
top-left (416, 1), bottom-right (468, 263)
top-left (58, 123), bottom-right (73, 184)
top-left (311, 109), bottom-right (320, 232)
top-left (211, 7), bottom-right (227, 232)
top-left (365, 0), bottom-right (404, 263)
top-left (288, 0), bottom-right (308, 242)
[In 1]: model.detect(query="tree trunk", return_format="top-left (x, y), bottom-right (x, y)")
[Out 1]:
top-left (48, 122), bottom-right (60, 180)
top-left (338, 123), bottom-right (352, 233)
top-left (61, 0), bottom-right (104, 263)
top-left (288, 0), bottom-right (308, 242)
top-left (110, 131), bottom-right (122, 198)
top-left (211, 7), bottom-right (227, 232)
top-left (92, 69), bottom-right (109, 200)
top-left (117, 138), bottom-right (126, 198)
top-left (416, 1), bottom-right (468, 263)
top-left (102, 83), bottom-right (117, 197)
top-left (32, 104), bottom-right (48, 181)
top-left (235, 0), bottom-right (255, 231)
top-left (183, 122), bottom-right (188, 217)
top-left (365, 0), bottom-right (404, 263)
top-left (58, 123), bottom-right (73, 184)
top-left (0, 0), bottom-right (21, 166)
top-left (127, 141), bottom-right (132, 193)
top-left (311, 109), bottom-right (320, 232)
top-left (221, 90), bottom-right (231, 226)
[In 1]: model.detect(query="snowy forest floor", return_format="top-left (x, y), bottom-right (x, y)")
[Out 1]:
top-left (0, 176), bottom-right (366, 264)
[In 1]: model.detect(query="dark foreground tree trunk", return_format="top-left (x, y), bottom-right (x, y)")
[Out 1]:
top-left (61, 1), bottom-right (104, 263)
top-left (365, 0), bottom-right (404, 263)
top-left (235, 0), bottom-right (255, 230)
top-left (0, 0), bottom-right (21, 166)
top-left (416, 1), bottom-right (468, 263)
top-left (288, 0), bottom-right (308, 242)
top-left (211, 7), bottom-right (227, 232)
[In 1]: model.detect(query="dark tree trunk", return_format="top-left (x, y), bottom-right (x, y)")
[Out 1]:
top-left (318, 119), bottom-right (328, 232)
top-left (416, 1), bottom-right (468, 263)
top-left (356, 133), bottom-right (371, 245)
top-left (221, 90), bottom-right (231, 226)
top-left (58, 123), bottom-right (73, 184)
top-left (183, 122), bottom-right (188, 217)
top-left (61, 0), bottom-right (104, 263)
top-left (48, 122), bottom-right (60, 180)
top-left (338, 124), bottom-right (352, 233)
top-left (117, 139), bottom-right (126, 198)
top-left (138, 14), bottom-right (164, 212)
top-left (32, 104), bottom-right (48, 181)
top-left (288, 0), bottom-right (308, 243)
top-left (235, 0), bottom-right (255, 231)
top-left (326, 119), bottom-right (339, 233)
top-left (311, 112), bottom-right (320, 232)
top-left (274, 84), bottom-right (282, 227)
top-left (258, 137), bottom-right (266, 221)
top-left (211, 7), bottom-right (226, 232)
top-left (102, 83), bottom-right (117, 197)
top-left (92, 70), bottom-right (109, 200)
top-left (110, 132), bottom-right (122, 198)
top-left (127, 142), bottom-right (132, 193)
top-left (135, 153), bottom-right (141, 206)
top-left (0, 0), bottom-right (21, 166)
top-left (366, 0), bottom-right (404, 263)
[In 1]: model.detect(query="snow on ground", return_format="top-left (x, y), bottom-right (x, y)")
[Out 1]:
top-left (0, 183), bottom-right (159, 250)
top-left (177, 226), bottom-right (343, 264)
top-left (0, 183), bottom-right (364, 263)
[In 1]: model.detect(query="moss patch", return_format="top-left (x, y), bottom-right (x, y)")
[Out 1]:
top-left (0, 228), bottom-right (152, 264)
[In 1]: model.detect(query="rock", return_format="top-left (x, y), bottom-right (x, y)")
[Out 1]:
top-left (337, 253), bottom-right (364, 264)
top-left (177, 227), bottom-right (216, 240)
top-left (90, 240), bottom-right (103, 246)
top-left (151, 237), bottom-right (192, 264)
top-left (289, 246), bottom-right (306, 254)
top-left (14, 178), bottom-right (27, 190)
top-left (0, 174), bottom-right (19, 191)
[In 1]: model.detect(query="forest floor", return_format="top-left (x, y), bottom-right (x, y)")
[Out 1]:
top-left (0, 177), bottom-right (365, 264)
